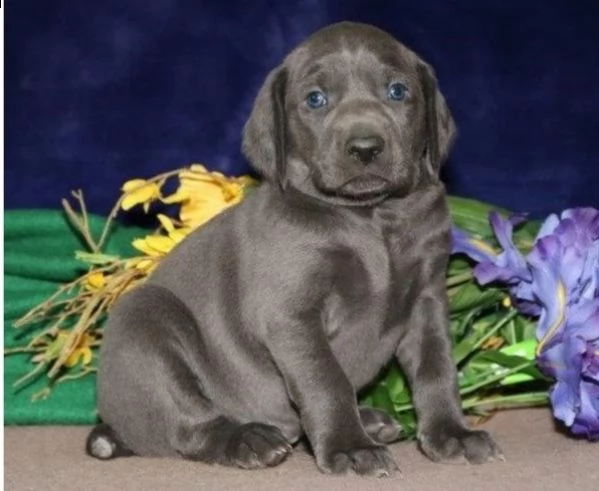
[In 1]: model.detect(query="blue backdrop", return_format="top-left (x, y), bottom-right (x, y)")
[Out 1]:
top-left (6, 1), bottom-right (599, 219)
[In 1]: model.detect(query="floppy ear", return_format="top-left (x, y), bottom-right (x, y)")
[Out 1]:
top-left (417, 63), bottom-right (457, 177)
top-left (242, 66), bottom-right (288, 190)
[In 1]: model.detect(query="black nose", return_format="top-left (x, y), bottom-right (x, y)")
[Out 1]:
top-left (346, 136), bottom-right (385, 164)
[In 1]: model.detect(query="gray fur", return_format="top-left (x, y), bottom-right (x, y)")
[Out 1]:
top-left (89, 22), bottom-right (501, 476)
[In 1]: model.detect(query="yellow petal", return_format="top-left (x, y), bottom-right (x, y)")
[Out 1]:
top-left (121, 179), bottom-right (148, 192)
top-left (80, 347), bottom-right (93, 365)
top-left (132, 238), bottom-right (162, 257)
top-left (144, 235), bottom-right (177, 254)
top-left (157, 214), bottom-right (175, 233)
top-left (65, 350), bottom-right (81, 368)
top-left (81, 333), bottom-right (95, 347)
top-left (135, 259), bottom-right (157, 274)
top-left (121, 182), bottom-right (161, 211)
top-left (189, 164), bottom-right (208, 173)
top-left (170, 229), bottom-right (191, 243)
top-left (220, 181), bottom-right (243, 202)
top-left (86, 272), bottom-right (106, 290)
top-left (162, 189), bottom-right (190, 204)
top-left (180, 200), bottom-right (230, 228)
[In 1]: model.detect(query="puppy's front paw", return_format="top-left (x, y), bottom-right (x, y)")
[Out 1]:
top-left (225, 423), bottom-right (292, 469)
top-left (419, 424), bottom-right (503, 464)
top-left (319, 444), bottom-right (399, 477)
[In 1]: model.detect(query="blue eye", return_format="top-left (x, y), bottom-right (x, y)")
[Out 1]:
top-left (387, 82), bottom-right (407, 101)
top-left (306, 90), bottom-right (327, 109)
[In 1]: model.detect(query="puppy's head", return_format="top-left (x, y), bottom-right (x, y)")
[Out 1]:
top-left (243, 22), bottom-right (456, 205)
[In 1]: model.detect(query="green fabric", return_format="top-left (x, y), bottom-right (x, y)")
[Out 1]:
top-left (4, 210), bottom-right (147, 425)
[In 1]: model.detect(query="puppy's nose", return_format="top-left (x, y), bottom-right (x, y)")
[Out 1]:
top-left (346, 136), bottom-right (385, 164)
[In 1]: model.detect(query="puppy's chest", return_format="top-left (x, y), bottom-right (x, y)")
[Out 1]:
top-left (324, 225), bottom-right (417, 387)
top-left (326, 220), bottom-right (417, 336)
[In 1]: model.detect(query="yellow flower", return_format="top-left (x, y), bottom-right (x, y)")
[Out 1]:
top-left (156, 214), bottom-right (192, 243)
top-left (84, 272), bottom-right (106, 291)
top-left (56, 331), bottom-right (95, 368)
top-left (130, 215), bottom-right (192, 259)
top-left (132, 235), bottom-right (177, 256)
top-left (121, 179), bottom-right (162, 212)
top-left (125, 257), bottom-right (157, 273)
top-left (162, 164), bottom-right (256, 229)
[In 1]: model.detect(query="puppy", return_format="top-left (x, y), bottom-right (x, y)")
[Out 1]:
top-left (87, 21), bottom-right (502, 476)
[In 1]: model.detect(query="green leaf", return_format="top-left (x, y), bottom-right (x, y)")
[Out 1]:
top-left (448, 195), bottom-right (541, 252)
top-left (499, 317), bottom-right (516, 345)
top-left (451, 307), bottom-right (483, 344)
top-left (384, 363), bottom-right (411, 405)
top-left (460, 360), bottom-right (535, 395)
top-left (513, 221), bottom-right (542, 253)
top-left (518, 316), bottom-right (538, 341)
top-left (75, 251), bottom-right (120, 265)
top-left (447, 257), bottom-right (472, 276)
top-left (370, 385), bottom-right (395, 415)
top-left (448, 196), bottom-right (507, 239)
top-left (449, 282), bottom-right (503, 314)
top-left (452, 310), bottom-right (518, 365)
top-left (499, 339), bottom-right (538, 360)
top-left (469, 350), bottom-right (548, 386)
top-left (393, 410), bottom-right (418, 440)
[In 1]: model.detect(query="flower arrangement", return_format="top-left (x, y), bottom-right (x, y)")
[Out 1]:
top-left (5, 164), bottom-right (598, 441)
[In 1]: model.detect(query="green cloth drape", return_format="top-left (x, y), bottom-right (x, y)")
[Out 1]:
top-left (4, 210), bottom-right (146, 424)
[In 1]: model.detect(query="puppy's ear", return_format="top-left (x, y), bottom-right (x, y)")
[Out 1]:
top-left (242, 66), bottom-right (288, 190)
top-left (417, 63), bottom-right (457, 177)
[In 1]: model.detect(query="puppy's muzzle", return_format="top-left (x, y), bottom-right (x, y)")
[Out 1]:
top-left (346, 135), bottom-right (385, 165)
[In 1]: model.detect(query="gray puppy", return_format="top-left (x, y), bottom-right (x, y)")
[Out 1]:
top-left (87, 22), bottom-right (502, 477)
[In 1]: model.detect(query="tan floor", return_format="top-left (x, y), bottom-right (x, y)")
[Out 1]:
top-left (4, 409), bottom-right (598, 491)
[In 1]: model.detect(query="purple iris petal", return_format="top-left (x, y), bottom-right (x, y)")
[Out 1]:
top-left (512, 281), bottom-right (541, 316)
top-left (539, 307), bottom-right (599, 439)
top-left (535, 213), bottom-right (560, 240)
top-left (570, 381), bottom-right (599, 440)
top-left (450, 226), bottom-right (497, 263)
top-left (450, 206), bottom-right (599, 439)
top-left (469, 212), bottom-right (531, 286)
top-left (527, 236), bottom-right (566, 343)
top-left (544, 337), bottom-right (583, 426)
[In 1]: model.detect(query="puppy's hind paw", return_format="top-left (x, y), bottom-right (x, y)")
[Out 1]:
top-left (86, 424), bottom-right (133, 460)
top-left (359, 407), bottom-right (403, 444)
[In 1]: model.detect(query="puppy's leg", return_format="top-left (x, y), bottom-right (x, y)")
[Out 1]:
top-left (96, 284), bottom-right (291, 468)
top-left (267, 315), bottom-right (398, 477)
top-left (359, 407), bottom-right (402, 444)
top-left (395, 254), bottom-right (503, 464)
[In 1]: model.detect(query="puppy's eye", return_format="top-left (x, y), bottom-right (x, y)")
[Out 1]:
top-left (305, 90), bottom-right (328, 109)
top-left (387, 82), bottom-right (407, 101)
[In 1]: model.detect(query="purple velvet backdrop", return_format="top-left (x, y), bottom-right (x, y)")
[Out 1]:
top-left (6, 1), bottom-right (599, 220)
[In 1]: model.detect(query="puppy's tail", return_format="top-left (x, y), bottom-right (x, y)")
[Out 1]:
top-left (86, 423), bottom-right (134, 460)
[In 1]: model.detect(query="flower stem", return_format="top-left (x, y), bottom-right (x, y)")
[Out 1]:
top-left (461, 391), bottom-right (549, 410)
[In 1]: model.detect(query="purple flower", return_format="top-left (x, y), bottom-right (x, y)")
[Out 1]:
top-left (451, 212), bottom-right (530, 285)
top-left (451, 207), bottom-right (599, 440)
top-left (451, 212), bottom-right (536, 313)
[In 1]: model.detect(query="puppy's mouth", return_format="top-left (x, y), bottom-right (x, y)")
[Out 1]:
top-left (335, 175), bottom-right (391, 200)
